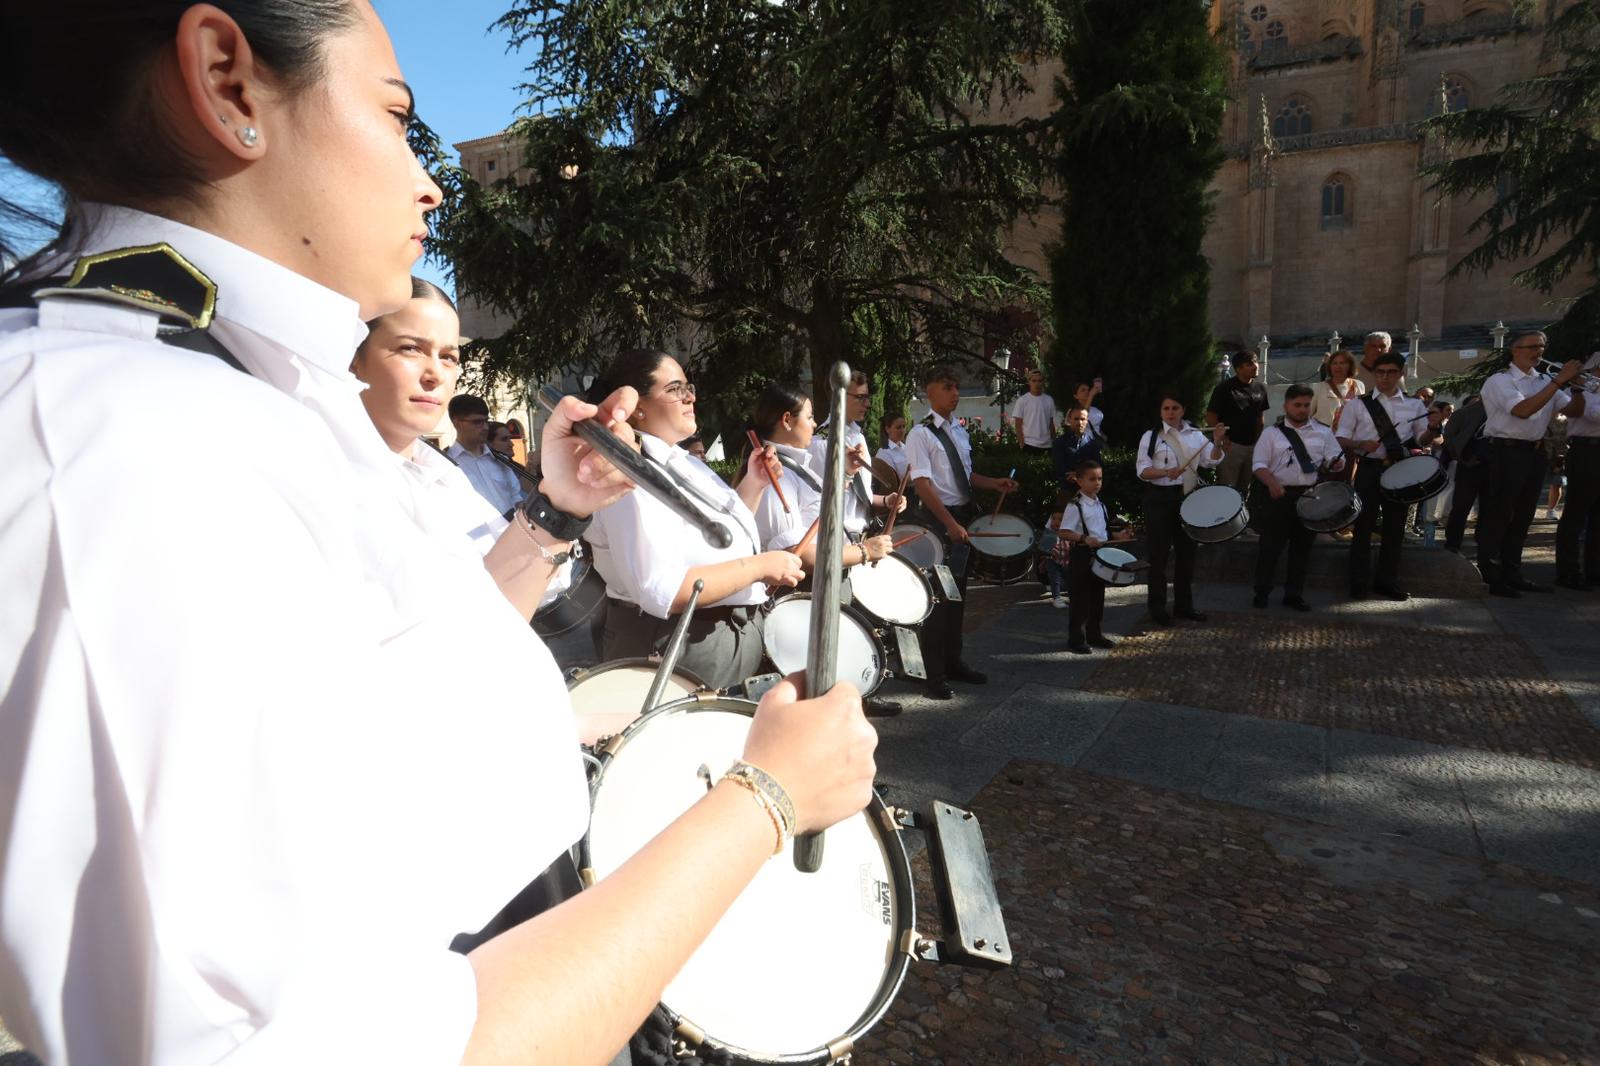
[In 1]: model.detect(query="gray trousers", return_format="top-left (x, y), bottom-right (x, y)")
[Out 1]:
top-left (601, 598), bottom-right (767, 692)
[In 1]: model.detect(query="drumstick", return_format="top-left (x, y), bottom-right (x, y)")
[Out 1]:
top-left (641, 579), bottom-right (702, 716)
top-left (892, 531), bottom-right (927, 549)
top-left (746, 429), bottom-right (790, 514)
top-left (788, 517), bottom-right (822, 556)
top-left (964, 531), bottom-right (1024, 538)
top-left (882, 465), bottom-right (912, 538)
top-left (989, 467), bottom-right (1016, 521)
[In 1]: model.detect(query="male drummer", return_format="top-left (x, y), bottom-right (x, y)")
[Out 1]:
top-left (906, 364), bottom-right (1019, 699)
top-left (1252, 385), bottom-right (1344, 610)
top-left (1058, 459), bottom-right (1134, 653)
top-left (1336, 351), bottom-right (1429, 600)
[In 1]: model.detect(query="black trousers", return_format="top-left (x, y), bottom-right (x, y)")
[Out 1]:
top-left (1350, 461), bottom-right (1407, 591)
top-left (1066, 547), bottom-right (1105, 643)
top-left (1556, 438), bottom-right (1600, 581)
top-left (1445, 460), bottom-right (1487, 553)
top-left (921, 504), bottom-right (974, 682)
top-left (1476, 439), bottom-right (1547, 582)
top-left (1143, 484), bottom-right (1197, 613)
top-left (1252, 484), bottom-right (1314, 598)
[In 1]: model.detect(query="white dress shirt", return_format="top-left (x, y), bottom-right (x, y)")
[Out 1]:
top-left (1085, 406), bottom-right (1105, 437)
top-left (1252, 419), bottom-right (1343, 487)
top-left (1337, 388), bottom-right (1431, 460)
top-left (808, 419), bottom-right (873, 534)
top-left (906, 412), bottom-right (974, 507)
top-left (1062, 494), bottom-right (1110, 540)
top-left (586, 432), bottom-right (766, 618)
top-left (876, 439), bottom-right (909, 480)
top-left (1481, 365), bottom-right (1575, 441)
top-left (0, 207), bottom-right (589, 1065)
top-left (445, 441), bottom-right (525, 514)
top-left (1312, 378), bottom-right (1365, 428)
top-left (1010, 391), bottom-right (1058, 447)
top-left (1135, 422), bottom-right (1222, 490)
top-left (755, 442), bottom-right (823, 551)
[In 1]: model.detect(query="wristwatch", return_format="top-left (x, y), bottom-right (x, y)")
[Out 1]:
top-left (521, 489), bottom-right (592, 542)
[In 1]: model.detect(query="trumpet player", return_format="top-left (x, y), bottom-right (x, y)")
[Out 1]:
top-left (1478, 331), bottom-right (1587, 597)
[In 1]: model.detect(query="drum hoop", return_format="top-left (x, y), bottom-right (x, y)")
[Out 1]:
top-left (848, 553), bottom-right (934, 626)
top-left (966, 513), bottom-right (1036, 558)
top-left (585, 694), bottom-right (916, 1065)
top-left (1180, 485), bottom-right (1244, 525)
top-left (565, 657), bottom-right (710, 696)
top-left (1093, 547), bottom-right (1137, 569)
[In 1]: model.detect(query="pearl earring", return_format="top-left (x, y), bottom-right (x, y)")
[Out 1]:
top-left (238, 126), bottom-right (259, 148)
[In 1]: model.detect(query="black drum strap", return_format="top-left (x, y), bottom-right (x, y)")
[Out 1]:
top-left (1360, 394), bottom-right (1408, 457)
top-left (1278, 424), bottom-right (1317, 474)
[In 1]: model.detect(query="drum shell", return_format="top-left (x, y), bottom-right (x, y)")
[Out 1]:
top-left (966, 513), bottom-right (1037, 584)
top-left (1179, 486), bottom-right (1249, 544)
top-left (890, 522), bottom-right (945, 569)
top-left (1294, 482), bottom-right (1362, 533)
top-left (1378, 455), bottom-right (1448, 504)
top-left (533, 555), bottom-right (608, 637)
top-left (847, 552), bottom-right (934, 628)
top-left (761, 594), bottom-right (886, 697)
top-left (1090, 547), bottom-right (1141, 587)
top-left (565, 658), bottom-right (709, 746)
top-left (581, 695), bottom-right (915, 1065)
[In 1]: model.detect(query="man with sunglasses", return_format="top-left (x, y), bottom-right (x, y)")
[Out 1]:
top-left (1477, 331), bottom-right (1586, 596)
top-left (1336, 352), bottom-right (1429, 600)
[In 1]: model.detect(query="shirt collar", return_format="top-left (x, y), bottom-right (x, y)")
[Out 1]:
top-left (1509, 363), bottom-right (1537, 380)
top-left (930, 411), bottom-right (958, 430)
top-left (72, 204), bottom-right (368, 378)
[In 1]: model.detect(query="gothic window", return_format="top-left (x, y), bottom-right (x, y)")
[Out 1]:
top-left (1321, 176), bottom-right (1351, 228)
top-left (486, 159), bottom-right (497, 172)
top-left (1249, 4), bottom-right (1269, 21)
top-left (1409, 2), bottom-right (1425, 29)
top-left (1264, 19), bottom-right (1288, 48)
top-left (1425, 77), bottom-right (1470, 116)
top-left (1272, 98), bottom-right (1313, 138)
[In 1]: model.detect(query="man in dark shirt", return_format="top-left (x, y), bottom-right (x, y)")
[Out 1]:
top-left (1205, 350), bottom-right (1269, 494)
top-left (1051, 405), bottom-right (1102, 495)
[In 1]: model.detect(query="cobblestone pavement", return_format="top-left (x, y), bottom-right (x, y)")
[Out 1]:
top-left (1082, 614), bottom-right (1600, 769)
top-left (854, 761), bottom-right (1600, 1066)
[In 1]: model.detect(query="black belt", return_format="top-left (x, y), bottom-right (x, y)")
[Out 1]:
top-left (613, 600), bottom-right (755, 626)
top-left (1145, 483), bottom-right (1185, 492)
top-left (1486, 437), bottom-right (1542, 450)
top-left (1568, 436), bottom-right (1600, 447)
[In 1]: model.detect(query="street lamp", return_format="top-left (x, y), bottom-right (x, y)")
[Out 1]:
top-left (1490, 320), bottom-right (1508, 353)
top-left (1406, 324), bottom-right (1422, 384)
top-left (1257, 335), bottom-right (1271, 382)
top-left (1328, 330), bottom-right (1341, 355)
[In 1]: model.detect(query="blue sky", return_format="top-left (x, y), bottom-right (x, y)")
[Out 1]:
top-left (0, 1), bottom-right (534, 296)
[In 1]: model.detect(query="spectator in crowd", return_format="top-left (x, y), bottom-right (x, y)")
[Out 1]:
top-left (1314, 350), bottom-right (1366, 429)
top-left (680, 435), bottom-right (708, 461)
top-left (1051, 405), bottom-right (1102, 495)
top-left (1443, 394), bottom-right (1488, 554)
top-left (487, 420), bottom-right (516, 458)
top-left (1205, 349), bottom-right (1269, 495)
top-left (1545, 415), bottom-right (1569, 521)
top-left (1072, 378), bottom-right (1106, 439)
top-left (1043, 509), bottom-right (1070, 609)
top-left (1417, 400), bottom-right (1455, 543)
top-left (1357, 330), bottom-right (1393, 381)
top-left (447, 394), bottom-right (526, 514)
top-left (1009, 370), bottom-right (1058, 454)
top-left (1415, 386), bottom-right (1436, 407)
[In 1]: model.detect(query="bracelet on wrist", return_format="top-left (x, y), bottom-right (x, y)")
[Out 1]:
top-left (513, 510), bottom-right (581, 567)
top-left (722, 760), bottom-right (795, 857)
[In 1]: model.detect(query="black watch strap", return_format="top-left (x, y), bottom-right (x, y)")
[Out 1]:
top-left (521, 489), bottom-right (592, 541)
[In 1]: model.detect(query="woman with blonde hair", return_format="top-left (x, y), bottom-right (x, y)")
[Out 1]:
top-left (1315, 350), bottom-right (1367, 429)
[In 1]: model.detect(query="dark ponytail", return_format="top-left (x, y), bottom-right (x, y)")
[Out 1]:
top-left (738, 382), bottom-right (809, 482)
top-left (0, 1), bottom-right (360, 280)
top-left (588, 348), bottom-right (670, 405)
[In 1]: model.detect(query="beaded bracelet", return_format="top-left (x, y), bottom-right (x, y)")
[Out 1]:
top-left (722, 761), bottom-right (796, 856)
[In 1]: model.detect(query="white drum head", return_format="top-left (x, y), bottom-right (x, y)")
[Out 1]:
top-left (1180, 485), bottom-right (1243, 528)
top-left (588, 704), bottom-right (905, 1058)
top-left (891, 523), bottom-right (944, 568)
top-left (567, 662), bottom-right (702, 745)
top-left (848, 554), bottom-right (933, 626)
top-left (1095, 547), bottom-right (1136, 569)
top-left (763, 597), bottom-right (883, 695)
top-left (966, 513), bottom-right (1035, 558)
top-left (1380, 455), bottom-right (1440, 490)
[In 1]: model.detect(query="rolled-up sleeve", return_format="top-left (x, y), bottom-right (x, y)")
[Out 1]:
top-left (1134, 432), bottom-right (1156, 478)
top-left (906, 426), bottom-right (938, 482)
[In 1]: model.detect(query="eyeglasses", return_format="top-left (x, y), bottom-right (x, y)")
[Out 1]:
top-left (658, 381), bottom-right (697, 402)
top-left (847, 390), bottom-right (871, 401)
top-left (1374, 368), bottom-right (1403, 376)
top-left (1514, 343), bottom-right (1547, 351)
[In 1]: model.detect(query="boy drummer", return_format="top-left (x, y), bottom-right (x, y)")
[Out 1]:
top-left (1057, 459), bottom-right (1134, 654)
top-left (1251, 384), bottom-right (1344, 610)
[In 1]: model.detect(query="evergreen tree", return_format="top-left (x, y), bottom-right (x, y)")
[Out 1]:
top-left (1424, 0), bottom-right (1600, 373)
top-left (1046, 0), bottom-right (1228, 440)
top-left (428, 0), bottom-right (1065, 432)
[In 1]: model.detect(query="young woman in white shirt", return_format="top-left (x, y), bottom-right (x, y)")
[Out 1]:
top-left (0, 8), bottom-right (872, 1065)
top-left (586, 349), bottom-right (805, 689)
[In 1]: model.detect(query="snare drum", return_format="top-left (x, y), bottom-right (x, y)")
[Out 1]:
top-left (1296, 481), bottom-right (1362, 532)
top-left (889, 522), bottom-right (944, 569)
top-left (581, 695), bottom-right (915, 1065)
top-left (762, 595), bottom-right (885, 697)
top-left (1379, 454), bottom-right (1447, 504)
top-left (566, 659), bottom-right (709, 746)
top-left (1091, 547), bottom-right (1142, 587)
top-left (966, 513), bottom-right (1037, 584)
top-left (847, 552), bottom-right (934, 628)
top-left (1179, 485), bottom-right (1250, 543)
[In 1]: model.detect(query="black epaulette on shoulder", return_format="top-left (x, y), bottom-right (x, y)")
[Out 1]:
top-left (7, 243), bottom-right (241, 372)
top-left (920, 413), bottom-right (937, 428)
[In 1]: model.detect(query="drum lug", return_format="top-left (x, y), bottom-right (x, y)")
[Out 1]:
top-left (672, 1020), bottom-right (706, 1058)
top-left (900, 927), bottom-right (943, 962)
top-left (825, 1036), bottom-right (855, 1063)
top-left (880, 805), bottom-right (919, 834)
top-left (578, 866), bottom-right (596, 889)
top-left (599, 733), bottom-right (626, 757)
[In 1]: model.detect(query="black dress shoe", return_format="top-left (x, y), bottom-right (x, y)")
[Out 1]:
top-left (1175, 608), bottom-right (1208, 622)
top-left (1252, 593), bottom-right (1269, 608)
top-left (1150, 609), bottom-right (1174, 626)
top-left (924, 681), bottom-right (954, 701)
top-left (865, 698), bottom-right (904, 718)
top-left (947, 662), bottom-right (988, 685)
top-left (1067, 641), bottom-right (1092, 655)
top-left (1087, 634), bottom-right (1118, 649)
top-left (1373, 586), bottom-right (1411, 602)
top-left (1283, 596), bottom-right (1312, 612)
top-left (1511, 578), bottom-right (1553, 593)
top-left (1488, 583), bottom-right (1523, 599)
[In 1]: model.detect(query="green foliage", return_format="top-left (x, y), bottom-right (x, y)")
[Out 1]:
top-left (970, 435), bottom-right (1141, 527)
top-left (426, 0), bottom-right (1067, 410)
top-left (1422, 1), bottom-right (1600, 363)
top-left (1045, 0), bottom-right (1228, 440)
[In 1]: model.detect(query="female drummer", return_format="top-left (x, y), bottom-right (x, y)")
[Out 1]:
top-left (1136, 393), bottom-right (1228, 625)
top-left (876, 412), bottom-right (910, 482)
top-left (0, 6), bottom-right (872, 1065)
top-left (748, 382), bottom-right (895, 569)
top-left (585, 350), bottom-right (805, 689)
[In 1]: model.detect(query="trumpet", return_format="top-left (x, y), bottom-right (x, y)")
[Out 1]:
top-left (1537, 358), bottom-right (1600, 394)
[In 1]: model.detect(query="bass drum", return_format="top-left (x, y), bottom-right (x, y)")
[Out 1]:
top-left (565, 659), bottom-right (709, 747)
top-left (533, 555), bottom-right (607, 638)
top-left (966, 513), bottom-right (1037, 584)
top-left (762, 595), bottom-right (885, 698)
top-left (581, 695), bottom-right (915, 1065)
